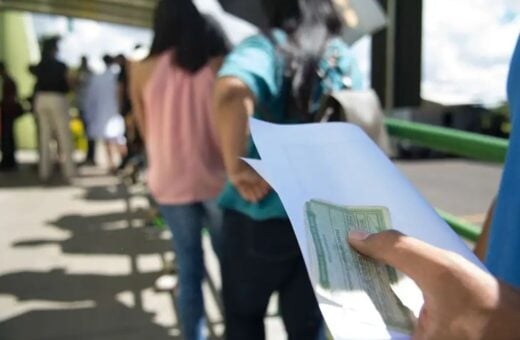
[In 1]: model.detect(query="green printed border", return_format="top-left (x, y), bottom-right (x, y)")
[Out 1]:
top-left (305, 204), bottom-right (331, 289)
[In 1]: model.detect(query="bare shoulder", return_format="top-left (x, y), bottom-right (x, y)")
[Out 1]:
top-left (208, 56), bottom-right (225, 74)
top-left (130, 57), bottom-right (158, 86)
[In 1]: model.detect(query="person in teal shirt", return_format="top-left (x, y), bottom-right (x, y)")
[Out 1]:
top-left (213, 1), bottom-right (362, 338)
top-left (218, 33), bottom-right (362, 221)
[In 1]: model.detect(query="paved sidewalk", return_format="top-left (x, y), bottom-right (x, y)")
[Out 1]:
top-left (0, 154), bottom-right (502, 339)
top-left (0, 153), bottom-right (286, 340)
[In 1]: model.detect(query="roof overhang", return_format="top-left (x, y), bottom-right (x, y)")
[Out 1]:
top-left (0, 0), bottom-right (157, 27)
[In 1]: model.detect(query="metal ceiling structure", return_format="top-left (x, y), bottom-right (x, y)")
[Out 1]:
top-left (0, 0), bottom-right (157, 27)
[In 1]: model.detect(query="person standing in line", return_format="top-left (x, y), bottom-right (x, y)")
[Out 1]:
top-left (114, 53), bottom-right (142, 171)
top-left (129, 1), bottom-right (229, 339)
top-left (213, 0), bottom-right (362, 339)
top-left (32, 37), bottom-right (75, 183)
top-left (0, 61), bottom-right (21, 170)
top-left (84, 55), bottom-right (126, 173)
top-left (74, 56), bottom-right (96, 166)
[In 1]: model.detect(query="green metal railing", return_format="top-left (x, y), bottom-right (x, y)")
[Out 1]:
top-left (385, 118), bottom-right (509, 163)
top-left (436, 210), bottom-right (482, 242)
top-left (385, 118), bottom-right (509, 242)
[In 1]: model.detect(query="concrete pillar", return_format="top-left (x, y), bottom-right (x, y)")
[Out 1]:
top-left (371, 0), bottom-right (423, 110)
top-left (0, 10), bottom-right (39, 98)
top-left (0, 11), bottom-right (40, 149)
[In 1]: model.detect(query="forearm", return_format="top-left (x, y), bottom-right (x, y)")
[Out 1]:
top-left (474, 199), bottom-right (495, 260)
top-left (214, 79), bottom-right (255, 174)
top-left (482, 283), bottom-right (520, 339)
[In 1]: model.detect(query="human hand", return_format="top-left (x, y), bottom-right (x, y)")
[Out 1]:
top-left (348, 230), bottom-right (520, 340)
top-left (229, 162), bottom-right (270, 203)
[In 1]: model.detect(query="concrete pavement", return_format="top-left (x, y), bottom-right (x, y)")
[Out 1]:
top-left (0, 153), bottom-right (286, 340)
top-left (0, 154), bottom-right (503, 339)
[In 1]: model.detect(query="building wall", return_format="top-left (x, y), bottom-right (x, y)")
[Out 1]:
top-left (0, 11), bottom-right (40, 149)
top-left (0, 10), bottom-right (39, 98)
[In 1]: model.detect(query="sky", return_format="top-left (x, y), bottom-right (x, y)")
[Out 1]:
top-left (30, 0), bottom-right (519, 107)
top-left (421, 0), bottom-right (519, 106)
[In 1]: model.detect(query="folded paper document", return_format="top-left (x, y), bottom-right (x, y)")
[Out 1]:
top-left (244, 118), bottom-right (485, 339)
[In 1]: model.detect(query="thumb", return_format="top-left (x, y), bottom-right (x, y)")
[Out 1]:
top-left (348, 230), bottom-right (448, 292)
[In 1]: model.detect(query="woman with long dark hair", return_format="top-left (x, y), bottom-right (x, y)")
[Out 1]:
top-left (214, 0), bottom-right (362, 338)
top-left (129, 1), bottom-right (229, 339)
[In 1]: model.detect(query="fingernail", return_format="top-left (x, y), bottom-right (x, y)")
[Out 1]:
top-left (348, 230), bottom-right (370, 241)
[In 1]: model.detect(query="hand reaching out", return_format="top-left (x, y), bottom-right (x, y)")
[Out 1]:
top-left (229, 162), bottom-right (270, 203)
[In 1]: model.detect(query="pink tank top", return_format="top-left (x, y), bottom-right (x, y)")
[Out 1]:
top-left (143, 51), bottom-right (225, 204)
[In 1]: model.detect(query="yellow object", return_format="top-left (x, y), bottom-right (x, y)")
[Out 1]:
top-left (14, 113), bottom-right (88, 151)
top-left (70, 117), bottom-right (88, 151)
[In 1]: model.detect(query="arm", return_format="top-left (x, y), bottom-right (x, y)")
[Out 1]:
top-left (4, 77), bottom-right (18, 104)
top-left (213, 77), bottom-right (269, 203)
top-left (474, 199), bottom-right (495, 261)
top-left (64, 65), bottom-right (74, 93)
top-left (348, 230), bottom-right (520, 339)
top-left (128, 62), bottom-right (147, 142)
top-left (118, 82), bottom-right (125, 113)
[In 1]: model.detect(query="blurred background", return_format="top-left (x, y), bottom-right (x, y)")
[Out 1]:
top-left (0, 0), bottom-right (518, 339)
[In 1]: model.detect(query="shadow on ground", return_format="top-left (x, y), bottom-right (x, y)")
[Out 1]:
top-left (0, 168), bottom-right (179, 339)
top-left (0, 164), bottom-right (67, 188)
top-left (14, 211), bottom-right (170, 256)
top-left (0, 270), bottom-right (177, 340)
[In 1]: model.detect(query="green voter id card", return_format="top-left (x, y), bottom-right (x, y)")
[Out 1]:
top-left (304, 199), bottom-right (414, 334)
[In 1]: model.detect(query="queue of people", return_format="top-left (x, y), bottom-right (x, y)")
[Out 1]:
top-left (0, 34), bottom-right (137, 182)
top-left (128, 0), bottom-right (520, 339)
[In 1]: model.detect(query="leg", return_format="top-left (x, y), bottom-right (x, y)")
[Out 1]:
top-left (35, 96), bottom-right (53, 181)
top-left (80, 111), bottom-right (96, 163)
top-left (50, 95), bottom-right (75, 181)
top-left (105, 141), bottom-right (115, 171)
top-left (221, 210), bottom-right (289, 340)
top-left (0, 113), bottom-right (16, 167)
top-left (159, 203), bottom-right (206, 340)
top-left (86, 139), bottom-right (96, 163)
top-left (201, 200), bottom-right (223, 261)
top-left (279, 255), bottom-right (323, 340)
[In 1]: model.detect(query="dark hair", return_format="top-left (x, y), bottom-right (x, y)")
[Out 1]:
top-left (41, 36), bottom-right (60, 60)
top-left (261, 0), bottom-right (342, 118)
top-left (102, 54), bottom-right (114, 66)
top-left (0, 61), bottom-right (5, 73)
top-left (149, 0), bottom-right (229, 73)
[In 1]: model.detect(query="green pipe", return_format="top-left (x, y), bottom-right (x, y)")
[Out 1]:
top-left (436, 209), bottom-right (481, 242)
top-left (385, 118), bottom-right (509, 163)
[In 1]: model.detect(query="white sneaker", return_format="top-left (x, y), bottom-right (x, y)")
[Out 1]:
top-left (154, 274), bottom-right (178, 291)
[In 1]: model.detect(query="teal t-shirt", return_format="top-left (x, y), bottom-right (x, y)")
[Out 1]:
top-left (218, 32), bottom-right (363, 220)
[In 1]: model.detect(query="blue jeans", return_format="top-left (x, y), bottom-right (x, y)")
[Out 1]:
top-left (159, 201), bottom-right (222, 340)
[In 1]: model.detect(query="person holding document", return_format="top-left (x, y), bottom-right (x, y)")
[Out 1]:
top-left (214, 0), bottom-right (362, 338)
top-left (348, 230), bottom-right (520, 339)
top-left (349, 33), bottom-right (520, 339)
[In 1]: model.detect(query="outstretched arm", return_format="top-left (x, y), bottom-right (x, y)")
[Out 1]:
top-left (213, 77), bottom-right (270, 203)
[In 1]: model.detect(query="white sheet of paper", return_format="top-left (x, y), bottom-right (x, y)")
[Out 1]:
top-left (245, 118), bottom-right (486, 340)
